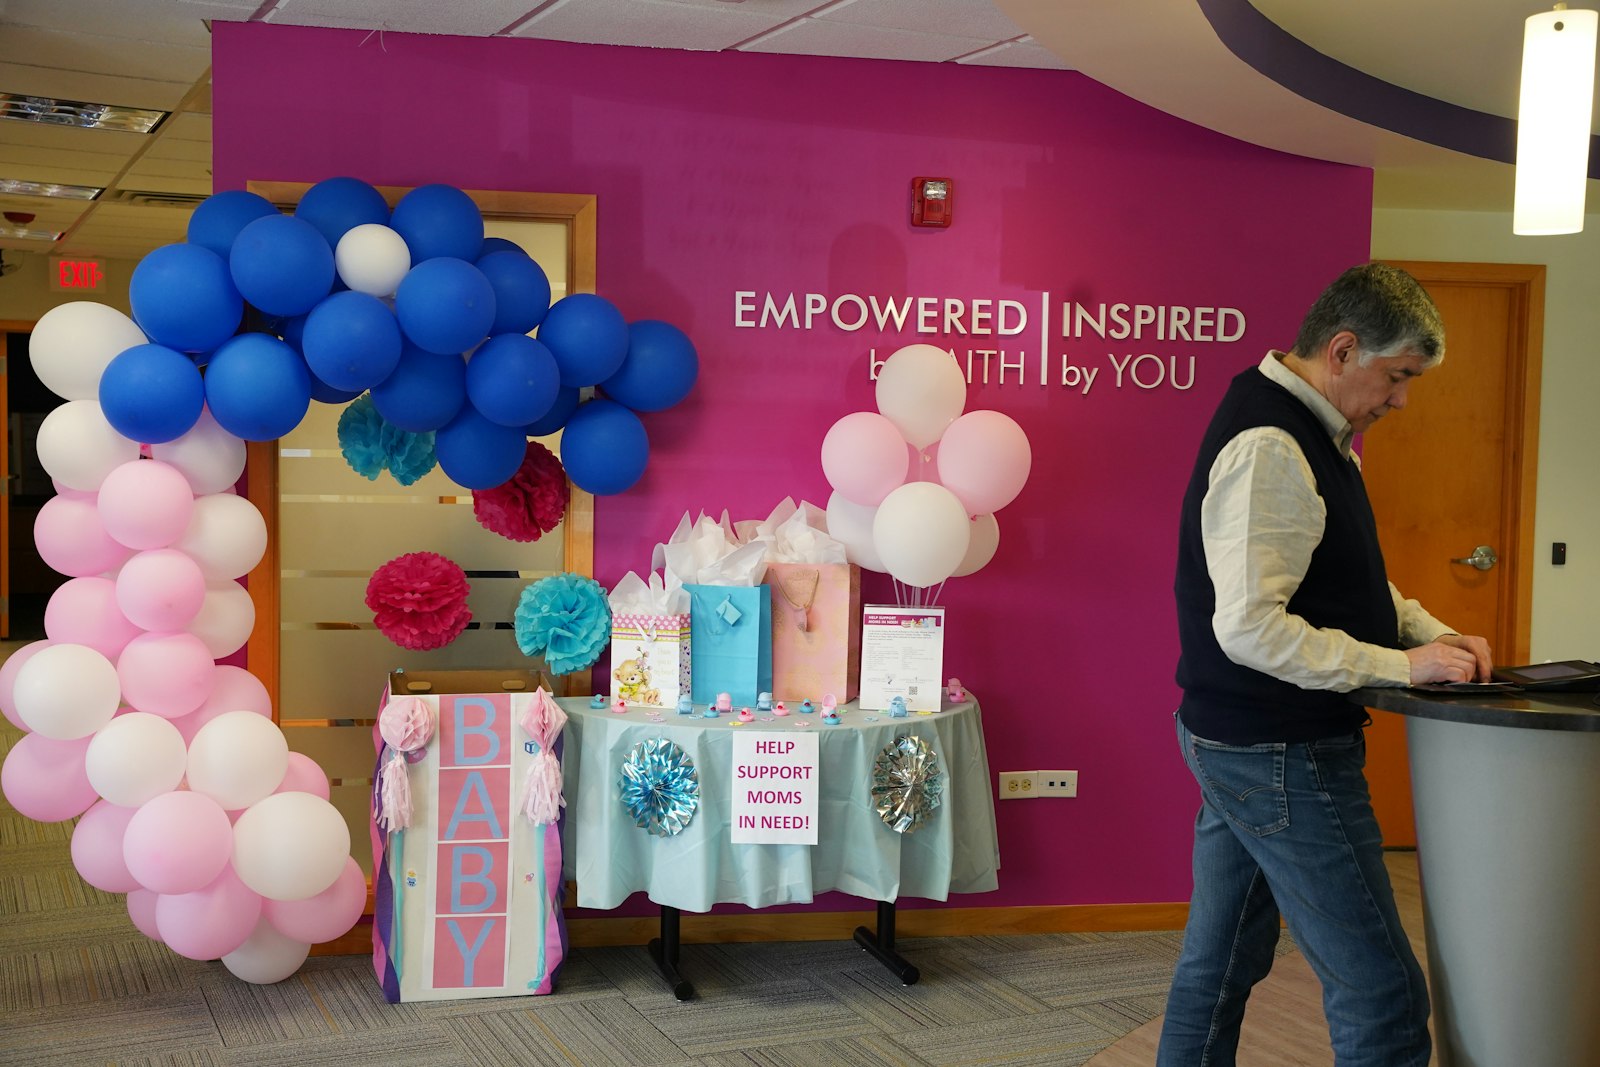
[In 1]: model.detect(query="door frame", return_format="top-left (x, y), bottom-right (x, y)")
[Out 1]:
top-left (0, 318), bottom-right (27, 640)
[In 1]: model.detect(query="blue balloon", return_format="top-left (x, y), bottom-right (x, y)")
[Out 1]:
top-left (295, 176), bottom-right (389, 250)
top-left (523, 385), bottom-right (580, 437)
top-left (538, 293), bottom-right (629, 388)
top-left (129, 243), bottom-right (243, 354)
top-left (466, 333), bottom-right (560, 428)
top-left (274, 312), bottom-right (309, 349)
top-left (434, 407), bottom-right (528, 490)
top-left (204, 333), bottom-right (313, 441)
top-left (601, 320), bottom-right (699, 412)
top-left (390, 184), bottom-right (484, 263)
top-left (560, 398), bottom-right (649, 495)
top-left (187, 191), bottom-right (278, 260)
top-left (230, 213), bottom-right (336, 317)
top-left (98, 343), bottom-right (205, 444)
top-left (302, 291), bottom-right (403, 392)
top-left (477, 237), bottom-right (525, 260)
top-left (370, 343), bottom-right (466, 432)
top-left (476, 251), bottom-right (552, 336)
top-left (308, 371), bottom-right (363, 405)
top-left (394, 257), bottom-right (496, 355)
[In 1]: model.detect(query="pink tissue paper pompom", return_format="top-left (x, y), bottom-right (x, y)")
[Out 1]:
top-left (471, 439), bottom-right (568, 542)
top-left (364, 551), bottom-right (472, 651)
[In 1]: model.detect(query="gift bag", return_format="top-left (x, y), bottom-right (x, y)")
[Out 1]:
top-left (608, 571), bottom-right (692, 709)
top-left (767, 561), bottom-right (861, 703)
top-left (370, 669), bottom-right (567, 1003)
top-left (687, 583), bottom-right (773, 706)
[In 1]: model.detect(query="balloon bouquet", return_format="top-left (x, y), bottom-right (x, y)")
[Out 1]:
top-left (1, 176), bottom-right (696, 984)
top-left (821, 343), bottom-right (1031, 602)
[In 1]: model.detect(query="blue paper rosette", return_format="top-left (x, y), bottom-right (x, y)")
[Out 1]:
top-left (513, 572), bottom-right (611, 675)
top-left (871, 734), bottom-right (943, 834)
top-left (337, 393), bottom-right (437, 485)
top-left (619, 737), bottom-right (700, 837)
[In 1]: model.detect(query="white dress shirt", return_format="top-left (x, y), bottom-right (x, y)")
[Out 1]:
top-left (1201, 353), bottom-right (1452, 691)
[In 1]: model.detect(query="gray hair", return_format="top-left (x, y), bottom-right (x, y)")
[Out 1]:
top-left (1290, 263), bottom-right (1445, 368)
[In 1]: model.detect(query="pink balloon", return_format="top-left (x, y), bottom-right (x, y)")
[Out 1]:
top-left (97, 459), bottom-right (195, 550)
top-left (261, 856), bottom-right (365, 944)
top-left (934, 410), bottom-right (1032, 516)
top-left (0, 640), bottom-right (53, 731)
top-left (117, 631), bottom-right (216, 719)
top-left (156, 865), bottom-right (264, 960)
top-left (127, 888), bottom-right (162, 940)
top-left (34, 494), bottom-right (135, 577)
top-left (115, 549), bottom-right (207, 632)
top-left (44, 577), bottom-right (143, 660)
top-left (171, 665), bottom-right (272, 744)
top-left (71, 800), bottom-right (142, 892)
top-left (821, 411), bottom-right (910, 507)
top-left (0, 732), bottom-right (97, 821)
top-left (123, 790), bottom-right (233, 895)
top-left (275, 751), bottom-right (331, 800)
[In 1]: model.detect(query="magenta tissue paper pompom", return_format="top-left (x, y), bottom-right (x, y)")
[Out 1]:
top-left (365, 551), bottom-right (472, 651)
top-left (471, 439), bottom-right (569, 542)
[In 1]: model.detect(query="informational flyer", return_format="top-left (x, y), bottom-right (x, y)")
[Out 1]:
top-left (858, 605), bottom-right (945, 711)
top-left (730, 731), bottom-right (820, 844)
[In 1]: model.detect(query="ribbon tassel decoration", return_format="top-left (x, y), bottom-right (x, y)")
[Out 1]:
top-left (519, 687), bottom-right (569, 825)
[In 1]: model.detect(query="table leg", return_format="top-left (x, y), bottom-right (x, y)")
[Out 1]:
top-left (645, 905), bottom-right (695, 1000)
top-left (853, 900), bottom-right (921, 985)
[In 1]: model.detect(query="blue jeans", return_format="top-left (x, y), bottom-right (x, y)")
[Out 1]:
top-left (1156, 715), bottom-right (1430, 1067)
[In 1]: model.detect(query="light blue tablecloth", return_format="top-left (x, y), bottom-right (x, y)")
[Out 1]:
top-left (558, 696), bottom-right (1001, 912)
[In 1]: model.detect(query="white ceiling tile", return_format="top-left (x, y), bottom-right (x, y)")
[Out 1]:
top-left (0, 196), bottom-right (91, 229)
top-left (2, 158), bottom-right (123, 185)
top-left (267, 0), bottom-right (538, 37)
top-left (512, 0), bottom-right (795, 50)
top-left (0, 123), bottom-right (148, 154)
top-left (958, 38), bottom-right (1071, 70)
top-left (0, 142), bottom-right (130, 175)
top-left (745, 17), bottom-right (980, 61)
top-left (0, 27), bottom-right (210, 86)
top-left (0, 60), bottom-right (191, 111)
top-left (158, 112), bottom-right (214, 142)
top-left (820, 0), bottom-right (1023, 42)
top-left (144, 136), bottom-right (212, 164)
top-left (0, 0), bottom-right (216, 48)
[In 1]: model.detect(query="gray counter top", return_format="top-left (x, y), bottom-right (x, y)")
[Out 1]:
top-left (1354, 686), bottom-right (1600, 731)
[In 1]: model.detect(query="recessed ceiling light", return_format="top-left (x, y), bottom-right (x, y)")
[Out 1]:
top-left (0, 222), bottom-right (64, 241)
top-left (0, 92), bottom-right (167, 134)
top-left (0, 177), bottom-right (103, 200)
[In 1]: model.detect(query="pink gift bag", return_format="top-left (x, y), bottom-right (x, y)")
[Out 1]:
top-left (767, 561), bottom-right (861, 703)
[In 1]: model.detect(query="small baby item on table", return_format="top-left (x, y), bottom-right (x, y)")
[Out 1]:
top-left (888, 695), bottom-right (909, 719)
top-left (946, 677), bottom-right (966, 703)
top-left (772, 701), bottom-right (790, 717)
top-left (676, 695), bottom-right (695, 716)
top-left (714, 692), bottom-right (733, 714)
top-left (757, 691), bottom-right (773, 711)
top-left (375, 695), bottom-right (436, 832)
top-left (737, 707), bottom-right (755, 723)
top-left (589, 694), bottom-right (607, 709)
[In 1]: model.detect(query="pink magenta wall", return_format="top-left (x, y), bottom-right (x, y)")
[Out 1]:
top-left (213, 23), bottom-right (1372, 911)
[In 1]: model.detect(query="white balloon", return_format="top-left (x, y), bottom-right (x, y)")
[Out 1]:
top-left (13, 643), bottom-right (122, 740)
top-left (188, 711), bottom-right (289, 811)
top-left (872, 482), bottom-right (971, 588)
top-left (85, 712), bottom-right (186, 807)
top-left (221, 916), bottom-right (311, 984)
top-left (35, 400), bottom-right (141, 492)
top-left (335, 223), bottom-right (412, 298)
top-left (874, 343), bottom-right (967, 449)
top-left (175, 493), bottom-right (268, 580)
top-left (148, 407), bottom-right (247, 495)
top-left (29, 301), bottom-right (148, 402)
top-left (188, 580), bottom-right (257, 659)
top-left (232, 792), bottom-right (350, 901)
top-left (825, 491), bottom-right (886, 573)
top-left (951, 514), bottom-right (1001, 578)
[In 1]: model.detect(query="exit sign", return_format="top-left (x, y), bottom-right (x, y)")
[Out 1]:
top-left (49, 257), bottom-right (106, 291)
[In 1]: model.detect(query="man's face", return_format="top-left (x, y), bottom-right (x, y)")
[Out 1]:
top-left (1330, 349), bottom-right (1429, 434)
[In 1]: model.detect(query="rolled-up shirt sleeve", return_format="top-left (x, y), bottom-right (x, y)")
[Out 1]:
top-left (1201, 427), bottom-right (1415, 691)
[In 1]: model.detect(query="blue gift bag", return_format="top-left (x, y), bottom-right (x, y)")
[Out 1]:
top-left (686, 584), bottom-right (772, 707)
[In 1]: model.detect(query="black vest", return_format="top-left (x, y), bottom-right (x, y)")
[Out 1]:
top-left (1175, 364), bottom-right (1398, 744)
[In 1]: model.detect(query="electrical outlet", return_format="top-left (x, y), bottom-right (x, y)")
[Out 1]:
top-left (998, 771), bottom-right (1037, 798)
top-left (1038, 770), bottom-right (1078, 797)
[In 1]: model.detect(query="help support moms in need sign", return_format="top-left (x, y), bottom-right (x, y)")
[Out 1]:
top-left (732, 731), bottom-right (820, 844)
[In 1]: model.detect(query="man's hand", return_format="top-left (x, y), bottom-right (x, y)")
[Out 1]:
top-left (1407, 634), bottom-right (1493, 684)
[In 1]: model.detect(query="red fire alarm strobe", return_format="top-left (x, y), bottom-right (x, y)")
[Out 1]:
top-left (911, 177), bottom-right (953, 228)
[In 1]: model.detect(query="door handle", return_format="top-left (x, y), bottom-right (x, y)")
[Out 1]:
top-left (1450, 545), bottom-right (1498, 571)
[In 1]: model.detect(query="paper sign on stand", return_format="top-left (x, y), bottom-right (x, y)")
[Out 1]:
top-left (730, 731), bottom-right (819, 844)
top-left (859, 605), bottom-right (945, 711)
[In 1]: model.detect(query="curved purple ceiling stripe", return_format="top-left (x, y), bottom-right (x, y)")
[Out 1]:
top-left (1195, 0), bottom-right (1600, 179)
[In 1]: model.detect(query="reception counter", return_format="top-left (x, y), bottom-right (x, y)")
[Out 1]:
top-left (1355, 686), bottom-right (1600, 1067)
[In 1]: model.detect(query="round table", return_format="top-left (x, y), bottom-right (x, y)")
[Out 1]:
top-left (1355, 686), bottom-right (1600, 1067)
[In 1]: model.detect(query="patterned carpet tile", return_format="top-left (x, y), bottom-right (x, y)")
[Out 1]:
top-left (696, 1032), bottom-right (937, 1067)
top-left (820, 950), bottom-right (1052, 1032)
top-left (0, 935), bottom-right (211, 1011)
top-left (213, 1027), bottom-right (470, 1067)
top-left (637, 977), bottom-right (880, 1058)
top-left (889, 1007), bottom-right (1125, 1067)
top-left (199, 972), bottom-right (340, 1046)
top-left (0, 988), bottom-right (221, 1067)
top-left (112, 1051), bottom-right (225, 1067)
top-left (446, 997), bottom-right (694, 1067)
top-left (989, 937), bottom-right (1176, 1008)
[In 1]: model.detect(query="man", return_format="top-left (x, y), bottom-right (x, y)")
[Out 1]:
top-left (1159, 263), bottom-right (1492, 1067)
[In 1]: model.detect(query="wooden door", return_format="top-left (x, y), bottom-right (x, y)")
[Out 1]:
top-left (1361, 262), bottom-right (1543, 846)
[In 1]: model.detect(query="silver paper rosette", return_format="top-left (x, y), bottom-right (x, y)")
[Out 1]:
top-left (619, 737), bottom-right (700, 837)
top-left (872, 733), bottom-right (943, 834)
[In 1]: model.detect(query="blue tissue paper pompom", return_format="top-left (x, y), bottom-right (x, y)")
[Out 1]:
top-left (98, 342), bottom-right (206, 444)
top-left (559, 398), bottom-right (649, 496)
top-left (295, 176), bottom-right (390, 250)
top-left (129, 243), bottom-right (243, 354)
top-left (538, 293), bottom-right (629, 388)
top-left (476, 250), bottom-right (551, 336)
top-left (434, 406), bottom-right (528, 490)
top-left (600, 320), bottom-right (699, 413)
top-left (302, 290), bottom-right (403, 392)
top-left (513, 572), bottom-right (612, 675)
top-left (369, 342), bottom-right (466, 433)
top-left (230, 213), bottom-right (336, 317)
top-left (523, 385), bottom-right (580, 437)
top-left (383, 421), bottom-right (438, 486)
top-left (187, 191), bottom-right (279, 260)
top-left (390, 183), bottom-right (484, 263)
top-left (204, 332), bottom-right (313, 441)
top-left (337, 393), bottom-right (437, 484)
top-left (465, 333), bottom-right (560, 429)
top-left (394, 257), bottom-right (496, 356)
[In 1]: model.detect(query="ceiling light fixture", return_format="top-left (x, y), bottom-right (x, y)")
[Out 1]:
top-left (0, 222), bottom-right (64, 242)
top-left (0, 177), bottom-right (103, 200)
top-left (0, 92), bottom-right (167, 134)
top-left (1513, 4), bottom-right (1598, 235)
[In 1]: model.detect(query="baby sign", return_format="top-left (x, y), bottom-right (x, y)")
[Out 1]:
top-left (730, 731), bottom-right (820, 844)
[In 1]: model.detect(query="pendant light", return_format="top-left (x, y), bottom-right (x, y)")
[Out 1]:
top-left (1513, 5), bottom-right (1599, 235)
